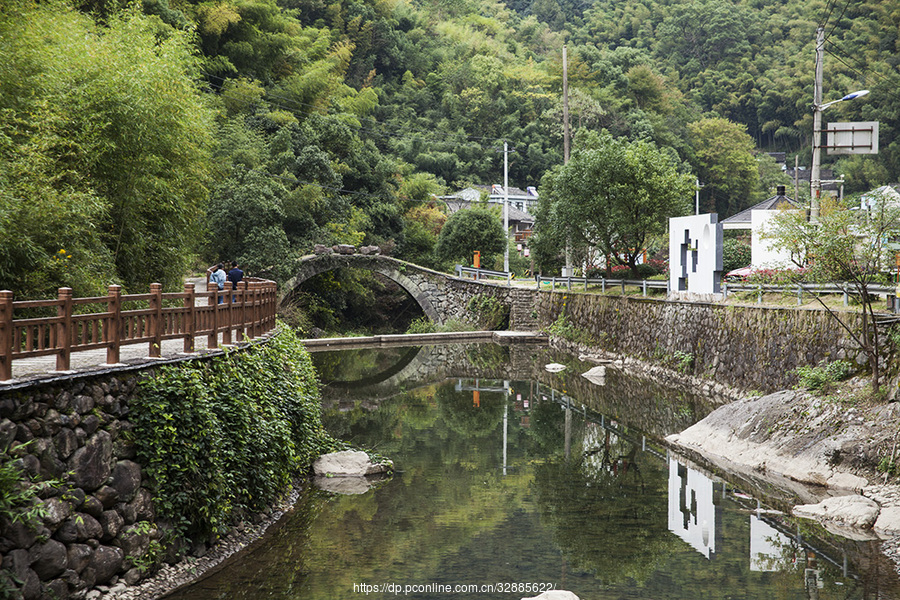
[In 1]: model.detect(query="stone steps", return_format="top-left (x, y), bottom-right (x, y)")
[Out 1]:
top-left (509, 288), bottom-right (538, 330)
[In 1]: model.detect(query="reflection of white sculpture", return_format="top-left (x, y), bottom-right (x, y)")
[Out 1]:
top-left (668, 214), bottom-right (723, 295)
top-left (667, 456), bottom-right (719, 559)
top-left (750, 515), bottom-right (794, 572)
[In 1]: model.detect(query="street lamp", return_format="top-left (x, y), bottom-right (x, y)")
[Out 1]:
top-left (809, 27), bottom-right (870, 220)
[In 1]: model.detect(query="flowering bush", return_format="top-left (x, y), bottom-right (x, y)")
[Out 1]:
top-left (746, 268), bottom-right (807, 285)
top-left (647, 258), bottom-right (667, 272)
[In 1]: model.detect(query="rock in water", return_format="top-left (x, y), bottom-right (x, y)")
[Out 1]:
top-left (313, 450), bottom-right (392, 476)
top-left (522, 592), bottom-right (579, 600)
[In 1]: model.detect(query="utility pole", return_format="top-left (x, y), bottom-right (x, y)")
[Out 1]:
top-left (563, 45), bottom-right (573, 277)
top-left (563, 45), bottom-right (571, 163)
top-left (810, 26), bottom-right (825, 221)
top-left (695, 179), bottom-right (703, 215)
top-left (504, 141), bottom-right (510, 273)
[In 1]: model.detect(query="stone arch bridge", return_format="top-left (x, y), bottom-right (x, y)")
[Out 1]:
top-left (285, 254), bottom-right (536, 329)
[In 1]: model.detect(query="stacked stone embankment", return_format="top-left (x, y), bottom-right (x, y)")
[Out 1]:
top-left (1, 374), bottom-right (156, 598)
top-left (533, 291), bottom-right (876, 393)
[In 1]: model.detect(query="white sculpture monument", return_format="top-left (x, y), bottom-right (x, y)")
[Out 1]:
top-left (669, 214), bottom-right (723, 297)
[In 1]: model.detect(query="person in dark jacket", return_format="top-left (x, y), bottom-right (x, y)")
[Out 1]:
top-left (227, 261), bottom-right (244, 302)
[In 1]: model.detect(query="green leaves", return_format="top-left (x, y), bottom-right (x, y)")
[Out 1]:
top-left (0, 3), bottom-right (215, 294)
top-left (433, 206), bottom-right (506, 268)
top-left (538, 130), bottom-right (694, 271)
top-left (686, 117), bottom-right (759, 218)
top-left (132, 326), bottom-right (331, 539)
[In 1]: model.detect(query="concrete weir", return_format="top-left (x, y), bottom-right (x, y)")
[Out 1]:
top-left (301, 330), bottom-right (545, 350)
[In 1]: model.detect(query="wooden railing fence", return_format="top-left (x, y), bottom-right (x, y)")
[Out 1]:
top-left (0, 279), bottom-right (278, 381)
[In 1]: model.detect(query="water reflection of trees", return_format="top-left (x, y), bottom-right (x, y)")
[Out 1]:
top-left (166, 358), bottom-right (900, 600)
top-left (532, 431), bottom-right (677, 584)
top-left (312, 346), bottom-right (420, 385)
top-left (436, 383), bottom-right (505, 438)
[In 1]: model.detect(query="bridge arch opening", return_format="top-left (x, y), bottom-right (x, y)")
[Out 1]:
top-left (283, 266), bottom-right (428, 335)
top-left (284, 255), bottom-right (445, 335)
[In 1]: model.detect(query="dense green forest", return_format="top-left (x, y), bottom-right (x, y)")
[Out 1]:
top-left (1, 0), bottom-right (898, 301)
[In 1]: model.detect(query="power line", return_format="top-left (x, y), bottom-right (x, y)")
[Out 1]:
top-left (825, 0), bottom-right (853, 41)
top-left (824, 40), bottom-right (896, 87)
top-left (819, 0), bottom-right (838, 32)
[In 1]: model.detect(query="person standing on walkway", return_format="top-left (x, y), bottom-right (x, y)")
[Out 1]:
top-left (227, 261), bottom-right (244, 303)
top-left (208, 263), bottom-right (226, 303)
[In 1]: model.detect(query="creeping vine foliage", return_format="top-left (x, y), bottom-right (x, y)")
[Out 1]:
top-left (131, 326), bottom-right (332, 538)
top-left (466, 294), bottom-right (509, 330)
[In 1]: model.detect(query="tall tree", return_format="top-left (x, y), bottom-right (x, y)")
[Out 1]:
top-left (538, 131), bottom-right (695, 272)
top-left (687, 117), bottom-right (759, 218)
top-left (433, 207), bottom-right (505, 268)
top-left (0, 2), bottom-right (214, 294)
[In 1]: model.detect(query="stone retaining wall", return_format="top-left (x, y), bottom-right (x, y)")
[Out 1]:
top-left (1, 373), bottom-right (154, 599)
top-left (532, 290), bottom-right (882, 393)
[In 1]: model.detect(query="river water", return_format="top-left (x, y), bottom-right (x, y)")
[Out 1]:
top-left (165, 342), bottom-right (900, 599)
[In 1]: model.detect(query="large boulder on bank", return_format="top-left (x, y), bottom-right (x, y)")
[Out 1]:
top-left (313, 450), bottom-right (392, 477)
top-left (793, 494), bottom-right (881, 540)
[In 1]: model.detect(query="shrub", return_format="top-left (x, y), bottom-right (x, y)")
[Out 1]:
top-left (406, 317), bottom-right (436, 334)
top-left (633, 263), bottom-right (660, 279)
top-left (722, 238), bottom-right (752, 273)
top-left (466, 295), bottom-right (509, 330)
top-left (548, 313), bottom-right (594, 345)
top-left (794, 360), bottom-right (853, 391)
top-left (671, 350), bottom-right (694, 374)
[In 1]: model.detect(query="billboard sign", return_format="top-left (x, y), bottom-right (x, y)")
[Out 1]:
top-left (826, 121), bottom-right (879, 155)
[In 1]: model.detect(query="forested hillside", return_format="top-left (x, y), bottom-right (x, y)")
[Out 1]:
top-left (1, 0), bottom-right (898, 299)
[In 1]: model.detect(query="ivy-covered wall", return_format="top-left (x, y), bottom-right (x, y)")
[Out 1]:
top-left (0, 327), bottom-right (329, 599)
top-left (533, 291), bottom-right (880, 393)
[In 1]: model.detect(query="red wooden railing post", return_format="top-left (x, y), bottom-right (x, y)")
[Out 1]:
top-left (106, 285), bottom-right (122, 365)
top-left (149, 283), bottom-right (162, 358)
top-left (208, 280), bottom-right (219, 350)
top-left (222, 284), bottom-right (233, 347)
top-left (262, 283), bottom-right (271, 333)
top-left (0, 291), bottom-right (13, 380)
top-left (252, 282), bottom-right (261, 338)
top-left (184, 282), bottom-right (196, 352)
top-left (56, 287), bottom-right (73, 371)
top-left (266, 282), bottom-right (275, 333)
top-left (235, 281), bottom-right (247, 342)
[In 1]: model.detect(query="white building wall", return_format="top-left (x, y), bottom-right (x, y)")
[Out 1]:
top-left (750, 210), bottom-right (794, 270)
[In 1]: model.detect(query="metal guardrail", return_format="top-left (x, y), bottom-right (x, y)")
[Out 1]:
top-left (535, 275), bottom-right (670, 296)
top-left (722, 281), bottom-right (900, 311)
top-left (0, 280), bottom-right (278, 381)
top-left (455, 265), bottom-right (514, 285)
top-left (456, 265), bottom-right (900, 313)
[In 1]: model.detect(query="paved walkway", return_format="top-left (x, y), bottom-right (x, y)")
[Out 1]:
top-left (4, 333), bottom-right (241, 386)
